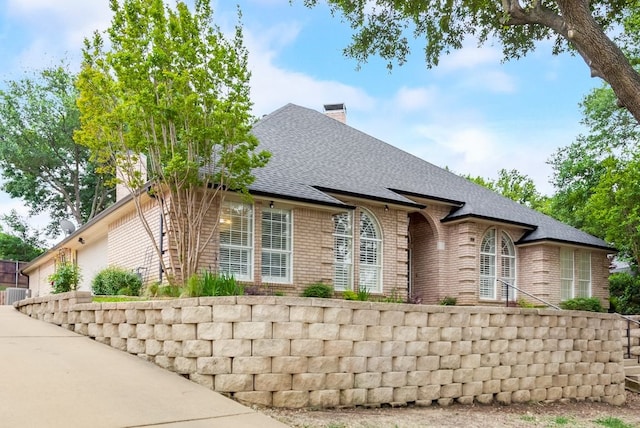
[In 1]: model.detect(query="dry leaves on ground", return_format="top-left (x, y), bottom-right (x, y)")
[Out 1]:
top-left (261, 391), bottom-right (640, 428)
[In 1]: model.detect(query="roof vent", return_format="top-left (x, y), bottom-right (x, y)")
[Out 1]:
top-left (323, 103), bottom-right (347, 124)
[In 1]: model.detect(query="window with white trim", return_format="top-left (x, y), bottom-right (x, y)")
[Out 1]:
top-left (500, 232), bottom-right (516, 301)
top-left (261, 208), bottom-right (292, 283)
top-left (359, 210), bottom-right (382, 293)
top-left (561, 248), bottom-right (591, 300)
top-left (219, 201), bottom-right (253, 281)
top-left (333, 212), bottom-right (353, 291)
top-left (479, 229), bottom-right (516, 300)
top-left (560, 248), bottom-right (574, 301)
top-left (480, 229), bottom-right (497, 299)
top-left (576, 252), bottom-right (591, 297)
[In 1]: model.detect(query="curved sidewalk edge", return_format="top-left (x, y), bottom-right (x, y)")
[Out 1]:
top-left (0, 306), bottom-right (288, 428)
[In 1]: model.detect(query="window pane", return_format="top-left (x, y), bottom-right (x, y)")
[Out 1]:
top-left (359, 211), bottom-right (382, 293)
top-left (261, 208), bottom-right (292, 283)
top-left (576, 252), bottom-right (591, 297)
top-left (560, 249), bottom-right (574, 300)
top-left (479, 229), bottom-right (496, 300)
top-left (219, 202), bottom-right (253, 281)
top-left (333, 212), bottom-right (352, 291)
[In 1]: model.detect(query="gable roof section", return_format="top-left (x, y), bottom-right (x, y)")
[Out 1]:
top-left (251, 103), bottom-right (611, 251)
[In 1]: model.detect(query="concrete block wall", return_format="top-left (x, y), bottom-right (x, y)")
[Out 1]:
top-left (15, 292), bottom-right (627, 408)
top-left (621, 315), bottom-right (640, 359)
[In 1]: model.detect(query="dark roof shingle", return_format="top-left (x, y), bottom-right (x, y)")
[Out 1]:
top-left (251, 104), bottom-right (611, 250)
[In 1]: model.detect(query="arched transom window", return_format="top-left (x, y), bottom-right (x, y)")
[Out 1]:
top-left (333, 209), bottom-right (383, 293)
top-left (480, 229), bottom-right (516, 300)
top-left (359, 210), bottom-right (382, 293)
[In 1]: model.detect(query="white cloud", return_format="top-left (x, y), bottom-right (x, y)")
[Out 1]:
top-left (393, 86), bottom-right (438, 112)
top-left (243, 29), bottom-right (376, 116)
top-left (437, 44), bottom-right (503, 72)
top-left (460, 69), bottom-right (517, 93)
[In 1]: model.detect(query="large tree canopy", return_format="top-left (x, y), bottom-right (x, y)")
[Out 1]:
top-left (0, 210), bottom-right (45, 261)
top-left (304, 0), bottom-right (640, 122)
top-left (0, 65), bottom-right (114, 234)
top-left (549, 82), bottom-right (640, 265)
top-left (76, 0), bottom-right (269, 285)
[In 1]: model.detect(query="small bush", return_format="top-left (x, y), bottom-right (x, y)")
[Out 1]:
top-left (49, 262), bottom-right (81, 294)
top-left (439, 296), bottom-right (457, 306)
top-left (92, 266), bottom-right (142, 296)
top-left (302, 282), bottom-right (333, 298)
top-left (609, 272), bottom-right (640, 314)
top-left (382, 288), bottom-right (405, 303)
top-left (182, 271), bottom-right (243, 297)
top-left (342, 290), bottom-right (357, 300)
top-left (559, 297), bottom-right (604, 312)
top-left (356, 286), bottom-right (371, 301)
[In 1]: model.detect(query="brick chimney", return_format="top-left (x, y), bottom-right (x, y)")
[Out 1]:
top-left (323, 103), bottom-right (347, 124)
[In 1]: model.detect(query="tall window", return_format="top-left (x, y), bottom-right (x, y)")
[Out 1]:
top-left (360, 210), bottom-right (382, 293)
top-left (576, 252), bottom-right (591, 297)
top-left (561, 248), bottom-right (591, 300)
top-left (500, 232), bottom-right (516, 301)
top-left (560, 248), bottom-right (574, 301)
top-left (480, 229), bottom-right (516, 300)
top-left (479, 229), bottom-right (497, 299)
top-left (333, 212), bottom-right (352, 290)
top-left (262, 208), bottom-right (292, 283)
top-left (219, 201), bottom-right (253, 281)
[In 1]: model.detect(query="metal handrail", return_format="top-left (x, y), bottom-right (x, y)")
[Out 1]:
top-left (496, 278), bottom-right (561, 310)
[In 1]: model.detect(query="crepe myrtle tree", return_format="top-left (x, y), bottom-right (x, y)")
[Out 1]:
top-left (304, 0), bottom-right (640, 122)
top-left (75, 0), bottom-right (270, 285)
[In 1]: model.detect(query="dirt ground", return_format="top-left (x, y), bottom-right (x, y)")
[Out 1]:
top-left (260, 391), bottom-right (640, 427)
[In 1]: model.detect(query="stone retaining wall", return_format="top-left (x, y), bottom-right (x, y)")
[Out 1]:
top-left (15, 292), bottom-right (627, 408)
top-left (621, 315), bottom-right (640, 359)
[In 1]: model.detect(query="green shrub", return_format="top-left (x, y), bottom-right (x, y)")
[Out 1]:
top-left (302, 282), bottom-right (333, 298)
top-left (92, 266), bottom-right (142, 296)
top-left (49, 262), bottom-right (81, 294)
top-left (356, 286), bottom-right (371, 301)
top-left (182, 271), bottom-right (243, 297)
top-left (609, 272), bottom-right (640, 314)
top-left (439, 296), bottom-right (457, 306)
top-left (342, 290), bottom-right (357, 300)
top-left (559, 297), bottom-right (604, 312)
top-left (382, 288), bottom-right (405, 303)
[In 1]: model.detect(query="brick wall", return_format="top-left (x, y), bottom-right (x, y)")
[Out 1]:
top-left (108, 200), bottom-right (161, 284)
top-left (16, 293), bottom-right (627, 408)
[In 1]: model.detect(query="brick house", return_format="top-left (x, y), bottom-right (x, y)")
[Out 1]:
top-left (22, 103), bottom-right (613, 307)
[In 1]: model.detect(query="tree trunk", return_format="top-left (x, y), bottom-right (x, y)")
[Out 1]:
top-left (557, 1), bottom-right (640, 122)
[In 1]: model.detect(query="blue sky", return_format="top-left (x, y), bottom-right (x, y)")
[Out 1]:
top-left (0, 0), bottom-right (604, 232)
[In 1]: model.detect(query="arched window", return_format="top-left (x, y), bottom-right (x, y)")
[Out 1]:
top-left (333, 212), bottom-right (353, 291)
top-left (480, 229), bottom-right (517, 300)
top-left (500, 232), bottom-right (516, 301)
top-left (359, 210), bottom-right (382, 293)
top-left (479, 229), bottom-right (496, 299)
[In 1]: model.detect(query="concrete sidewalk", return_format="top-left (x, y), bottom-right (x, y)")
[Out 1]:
top-left (0, 306), bottom-right (288, 427)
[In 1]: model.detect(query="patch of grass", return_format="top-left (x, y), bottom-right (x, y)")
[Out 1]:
top-left (552, 416), bottom-right (574, 426)
top-left (594, 416), bottom-right (634, 428)
top-left (519, 414), bottom-right (538, 423)
top-left (92, 296), bottom-right (148, 303)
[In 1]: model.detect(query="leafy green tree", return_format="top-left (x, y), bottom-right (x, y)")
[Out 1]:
top-left (0, 65), bottom-right (114, 234)
top-left (609, 271), bottom-right (640, 314)
top-left (0, 210), bottom-right (45, 261)
top-left (304, 0), bottom-right (640, 122)
top-left (583, 154), bottom-right (640, 266)
top-left (465, 169), bottom-right (548, 211)
top-left (75, 0), bottom-right (269, 285)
